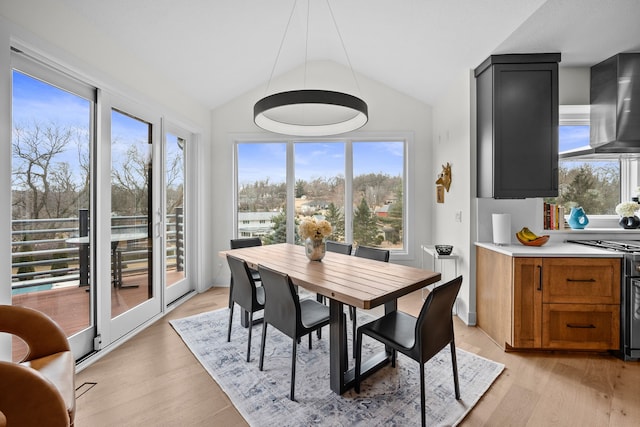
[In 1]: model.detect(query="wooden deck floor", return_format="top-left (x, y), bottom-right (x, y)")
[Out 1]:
top-left (10, 270), bottom-right (182, 361)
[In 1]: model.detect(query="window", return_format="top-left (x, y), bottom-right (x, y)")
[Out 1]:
top-left (547, 106), bottom-right (621, 217)
top-left (235, 138), bottom-right (406, 252)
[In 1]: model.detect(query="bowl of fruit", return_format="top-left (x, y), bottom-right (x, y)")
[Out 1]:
top-left (515, 227), bottom-right (550, 246)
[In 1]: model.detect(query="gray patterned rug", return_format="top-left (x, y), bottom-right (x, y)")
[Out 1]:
top-left (170, 305), bottom-right (504, 426)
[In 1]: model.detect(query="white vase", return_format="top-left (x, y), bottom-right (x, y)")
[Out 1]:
top-left (304, 237), bottom-right (326, 261)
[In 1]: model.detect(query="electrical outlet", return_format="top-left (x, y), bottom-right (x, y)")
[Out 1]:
top-left (455, 210), bottom-right (462, 223)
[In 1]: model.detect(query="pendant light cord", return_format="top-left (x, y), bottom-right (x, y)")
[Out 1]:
top-left (326, 0), bottom-right (363, 96)
top-left (265, 0), bottom-right (299, 95)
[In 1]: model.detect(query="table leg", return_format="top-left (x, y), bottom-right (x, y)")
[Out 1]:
top-left (329, 298), bottom-right (395, 395)
top-left (329, 299), bottom-right (349, 394)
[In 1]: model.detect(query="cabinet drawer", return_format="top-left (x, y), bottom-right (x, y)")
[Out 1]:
top-left (543, 258), bottom-right (620, 304)
top-left (542, 304), bottom-right (620, 350)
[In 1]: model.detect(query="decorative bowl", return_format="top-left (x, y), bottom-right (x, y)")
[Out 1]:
top-left (435, 244), bottom-right (453, 255)
top-left (515, 234), bottom-right (550, 246)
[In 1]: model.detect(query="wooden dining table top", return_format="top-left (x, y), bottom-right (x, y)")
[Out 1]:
top-left (220, 243), bottom-right (441, 310)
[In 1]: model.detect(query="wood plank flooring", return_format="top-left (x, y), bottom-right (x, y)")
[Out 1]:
top-left (74, 287), bottom-right (640, 426)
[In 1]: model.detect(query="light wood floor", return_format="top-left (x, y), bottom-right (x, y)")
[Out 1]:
top-left (74, 287), bottom-right (640, 426)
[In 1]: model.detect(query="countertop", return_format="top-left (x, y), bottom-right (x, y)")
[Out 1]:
top-left (475, 241), bottom-right (624, 258)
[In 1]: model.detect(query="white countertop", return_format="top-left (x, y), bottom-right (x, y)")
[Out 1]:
top-left (475, 241), bottom-right (623, 258)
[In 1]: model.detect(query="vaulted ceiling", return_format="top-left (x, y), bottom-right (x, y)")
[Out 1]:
top-left (57, 0), bottom-right (640, 110)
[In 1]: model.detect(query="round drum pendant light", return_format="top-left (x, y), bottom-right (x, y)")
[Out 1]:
top-left (254, 0), bottom-right (368, 137)
top-left (254, 89), bottom-right (368, 136)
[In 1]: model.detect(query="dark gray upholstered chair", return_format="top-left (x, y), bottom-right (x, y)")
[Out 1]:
top-left (355, 276), bottom-right (463, 427)
top-left (229, 238), bottom-right (262, 309)
top-left (325, 240), bottom-right (352, 255)
top-left (349, 245), bottom-right (389, 356)
top-left (258, 264), bottom-right (331, 401)
top-left (226, 254), bottom-right (265, 362)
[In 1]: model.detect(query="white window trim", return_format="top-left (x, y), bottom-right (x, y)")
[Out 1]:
top-left (231, 132), bottom-right (414, 260)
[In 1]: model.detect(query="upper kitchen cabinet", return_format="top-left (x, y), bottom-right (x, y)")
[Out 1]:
top-left (475, 53), bottom-right (561, 198)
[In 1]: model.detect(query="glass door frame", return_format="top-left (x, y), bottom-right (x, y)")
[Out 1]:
top-left (97, 91), bottom-right (163, 345)
top-left (163, 122), bottom-right (194, 305)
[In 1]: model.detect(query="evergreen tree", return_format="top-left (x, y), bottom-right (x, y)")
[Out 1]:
top-left (560, 165), bottom-right (604, 214)
top-left (295, 179), bottom-right (305, 198)
top-left (353, 198), bottom-right (378, 246)
top-left (263, 211), bottom-right (288, 245)
top-left (324, 202), bottom-right (345, 241)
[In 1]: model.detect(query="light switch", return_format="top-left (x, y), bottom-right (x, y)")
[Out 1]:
top-left (455, 210), bottom-right (462, 223)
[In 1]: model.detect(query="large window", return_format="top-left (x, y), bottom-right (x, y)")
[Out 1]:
top-left (236, 139), bottom-right (406, 252)
top-left (547, 106), bottom-right (621, 217)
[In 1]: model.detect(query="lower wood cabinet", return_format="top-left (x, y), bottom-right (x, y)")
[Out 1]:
top-left (477, 247), bottom-right (621, 351)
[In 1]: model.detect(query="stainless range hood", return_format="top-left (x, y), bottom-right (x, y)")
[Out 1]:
top-left (561, 52), bottom-right (640, 159)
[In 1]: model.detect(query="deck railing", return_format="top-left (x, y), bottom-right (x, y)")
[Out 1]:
top-left (11, 210), bottom-right (184, 291)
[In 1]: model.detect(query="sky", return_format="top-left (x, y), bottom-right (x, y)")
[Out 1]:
top-left (237, 140), bottom-right (404, 186)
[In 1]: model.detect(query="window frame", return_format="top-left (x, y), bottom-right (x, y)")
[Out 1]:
top-left (232, 132), bottom-right (413, 260)
top-left (558, 105), bottom-right (639, 225)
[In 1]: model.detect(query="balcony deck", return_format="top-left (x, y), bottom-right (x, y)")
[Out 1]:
top-left (10, 270), bottom-right (184, 361)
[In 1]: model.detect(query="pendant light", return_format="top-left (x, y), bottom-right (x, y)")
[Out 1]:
top-left (254, 0), bottom-right (368, 137)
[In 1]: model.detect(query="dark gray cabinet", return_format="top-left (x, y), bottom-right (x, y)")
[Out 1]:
top-left (475, 54), bottom-right (560, 199)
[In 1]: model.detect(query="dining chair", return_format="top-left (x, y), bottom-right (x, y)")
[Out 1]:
top-left (349, 245), bottom-right (390, 356)
top-left (325, 240), bottom-right (353, 255)
top-left (257, 264), bottom-right (331, 401)
top-left (354, 275), bottom-right (463, 427)
top-left (229, 237), bottom-right (262, 309)
top-left (226, 254), bottom-right (265, 362)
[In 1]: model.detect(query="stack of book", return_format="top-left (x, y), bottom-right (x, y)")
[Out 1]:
top-left (543, 203), bottom-right (566, 230)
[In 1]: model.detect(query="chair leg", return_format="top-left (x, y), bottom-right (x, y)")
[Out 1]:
top-left (259, 322), bottom-right (268, 371)
top-left (354, 329), bottom-right (363, 393)
top-left (246, 311), bottom-right (253, 362)
top-left (227, 303), bottom-right (234, 342)
top-left (308, 332), bottom-right (312, 350)
top-left (450, 341), bottom-right (461, 399)
top-left (290, 338), bottom-right (297, 401)
top-left (420, 362), bottom-right (426, 427)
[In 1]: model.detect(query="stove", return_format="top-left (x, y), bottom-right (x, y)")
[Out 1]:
top-left (566, 239), bottom-right (640, 253)
top-left (568, 239), bottom-right (640, 360)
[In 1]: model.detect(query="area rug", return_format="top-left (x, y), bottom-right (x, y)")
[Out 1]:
top-left (170, 305), bottom-right (504, 426)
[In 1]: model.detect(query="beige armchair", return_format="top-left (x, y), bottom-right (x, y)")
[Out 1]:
top-left (0, 305), bottom-right (75, 427)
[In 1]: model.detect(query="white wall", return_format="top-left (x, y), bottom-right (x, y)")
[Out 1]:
top-left (431, 70), bottom-right (475, 325)
top-left (210, 60), bottom-right (434, 286)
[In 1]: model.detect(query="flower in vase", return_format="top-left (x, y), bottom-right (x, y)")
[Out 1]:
top-left (615, 201), bottom-right (639, 217)
top-left (299, 217), bottom-right (332, 240)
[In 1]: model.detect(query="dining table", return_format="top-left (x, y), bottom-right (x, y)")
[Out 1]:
top-left (67, 232), bottom-right (148, 288)
top-left (219, 243), bottom-right (441, 394)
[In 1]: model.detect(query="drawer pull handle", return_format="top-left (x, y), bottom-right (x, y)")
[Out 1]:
top-left (566, 278), bottom-right (596, 283)
top-left (566, 323), bottom-right (596, 329)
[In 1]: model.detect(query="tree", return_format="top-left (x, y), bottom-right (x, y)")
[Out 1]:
top-left (380, 187), bottom-right (403, 244)
top-left (295, 179), bottom-right (305, 198)
top-left (558, 165), bottom-right (605, 214)
top-left (12, 121), bottom-right (74, 219)
top-left (263, 211), bottom-right (288, 245)
top-left (353, 198), bottom-right (378, 246)
top-left (111, 144), bottom-right (151, 215)
top-left (324, 202), bottom-right (345, 241)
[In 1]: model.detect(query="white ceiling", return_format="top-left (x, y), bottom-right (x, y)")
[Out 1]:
top-left (58, 0), bottom-right (640, 110)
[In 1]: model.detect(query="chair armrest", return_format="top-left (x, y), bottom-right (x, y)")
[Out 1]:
top-left (0, 305), bottom-right (69, 361)
top-left (0, 361), bottom-right (70, 427)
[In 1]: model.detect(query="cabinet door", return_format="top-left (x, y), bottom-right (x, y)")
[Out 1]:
top-left (492, 63), bottom-right (558, 198)
top-left (513, 257), bottom-right (543, 348)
